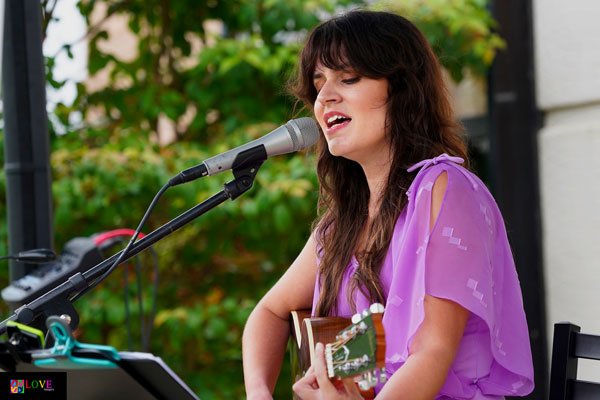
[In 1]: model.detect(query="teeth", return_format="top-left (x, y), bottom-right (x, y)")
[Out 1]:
top-left (327, 115), bottom-right (348, 125)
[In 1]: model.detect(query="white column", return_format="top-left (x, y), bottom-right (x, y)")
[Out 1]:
top-left (533, 0), bottom-right (600, 379)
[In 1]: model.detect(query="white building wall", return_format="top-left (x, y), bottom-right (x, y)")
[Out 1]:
top-left (533, 0), bottom-right (600, 380)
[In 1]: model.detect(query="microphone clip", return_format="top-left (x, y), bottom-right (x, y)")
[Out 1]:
top-left (223, 145), bottom-right (267, 200)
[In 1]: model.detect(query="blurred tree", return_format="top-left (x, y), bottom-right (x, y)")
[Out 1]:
top-left (379, 0), bottom-right (505, 81)
top-left (0, 0), bottom-right (504, 398)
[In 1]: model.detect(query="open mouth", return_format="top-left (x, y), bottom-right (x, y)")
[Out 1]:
top-left (326, 114), bottom-right (352, 129)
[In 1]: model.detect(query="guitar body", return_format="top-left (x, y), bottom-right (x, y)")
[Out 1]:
top-left (289, 310), bottom-right (378, 399)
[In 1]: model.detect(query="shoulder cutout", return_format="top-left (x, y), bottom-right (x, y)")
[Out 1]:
top-left (430, 171), bottom-right (448, 231)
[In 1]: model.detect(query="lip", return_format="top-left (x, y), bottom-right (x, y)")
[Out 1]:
top-left (323, 111), bottom-right (352, 134)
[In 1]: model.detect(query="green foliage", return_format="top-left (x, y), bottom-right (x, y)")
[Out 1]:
top-left (0, 133), bottom-right (318, 398)
top-left (377, 0), bottom-right (505, 81)
top-left (0, 0), bottom-right (503, 398)
top-left (64, 0), bottom-right (359, 144)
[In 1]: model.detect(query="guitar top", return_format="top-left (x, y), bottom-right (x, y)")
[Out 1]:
top-left (289, 304), bottom-right (386, 399)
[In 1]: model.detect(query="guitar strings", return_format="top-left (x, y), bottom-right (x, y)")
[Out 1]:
top-left (332, 356), bottom-right (370, 365)
top-left (330, 325), bottom-right (373, 354)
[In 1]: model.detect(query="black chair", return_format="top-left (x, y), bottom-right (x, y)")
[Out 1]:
top-left (550, 322), bottom-right (600, 399)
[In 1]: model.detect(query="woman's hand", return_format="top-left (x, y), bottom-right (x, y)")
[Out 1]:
top-left (292, 342), bottom-right (364, 400)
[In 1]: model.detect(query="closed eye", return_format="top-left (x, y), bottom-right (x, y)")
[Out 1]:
top-left (342, 77), bottom-right (360, 84)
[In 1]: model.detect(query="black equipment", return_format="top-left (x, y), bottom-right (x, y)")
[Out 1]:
top-left (1, 238), bottom-right (103, 310)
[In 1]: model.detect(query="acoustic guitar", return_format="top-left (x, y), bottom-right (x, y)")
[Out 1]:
top-left (289, 303), bottom-right (386, 399)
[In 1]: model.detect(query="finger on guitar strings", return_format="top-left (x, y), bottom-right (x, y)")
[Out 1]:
top-left (293, 371), bottom-right (318, 394)
top-left (313, 342), bottom-right (339, 395)
top-left (292, 342), bottom-right (337, 399)
top-left (292, 363), bottom-right (323, 396)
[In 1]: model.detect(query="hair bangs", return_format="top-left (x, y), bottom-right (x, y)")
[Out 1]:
top-left (296, 13), bottom-right (392, 107)
top-left (312, 25), bottom-right (351, 72)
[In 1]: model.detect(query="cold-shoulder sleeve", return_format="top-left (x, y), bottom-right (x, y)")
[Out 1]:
top-left (381, 158), bottom-right (534, 397)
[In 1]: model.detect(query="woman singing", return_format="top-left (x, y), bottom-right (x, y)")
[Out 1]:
top-left (242, 10), bottom-right (534, 400)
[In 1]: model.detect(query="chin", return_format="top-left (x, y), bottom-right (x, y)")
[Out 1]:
top-left (327, 150), bottom-right (358, 163)
top-left (326, 144), bottom-right (344, 158)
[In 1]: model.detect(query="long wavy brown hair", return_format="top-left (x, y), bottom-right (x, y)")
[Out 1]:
top-left (290, 10), bottom-right (469, 317)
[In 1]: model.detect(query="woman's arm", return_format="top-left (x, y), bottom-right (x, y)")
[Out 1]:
top-left (377, 170), bottom-right (468, 399)
top-left (243, 234), bottom-right (318, 400)
top-left (375, 294), bottom-right (469, 399)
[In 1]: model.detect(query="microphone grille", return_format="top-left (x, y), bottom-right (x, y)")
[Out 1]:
top-left (285, 121), bottom-right (300, 150)
top-left (286, 117), bottom-right (319, 151)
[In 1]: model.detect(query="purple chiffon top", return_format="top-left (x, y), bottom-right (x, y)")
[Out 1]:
top-left (312, 154), bottom-right (534, 399)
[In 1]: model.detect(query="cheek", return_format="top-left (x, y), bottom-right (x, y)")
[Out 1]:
top-left (313, 101), bottom-right (323, 116)
top-left (369, 97), bottom-right (388, 127)
top-left (313, 104), bottom-right (326, 129)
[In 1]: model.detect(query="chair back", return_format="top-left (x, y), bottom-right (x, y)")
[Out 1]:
top-left (550, 322), bottom-right (600, 400)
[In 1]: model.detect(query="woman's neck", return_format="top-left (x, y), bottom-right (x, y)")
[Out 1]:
top-left (361, 157), bottom-right (392, 217)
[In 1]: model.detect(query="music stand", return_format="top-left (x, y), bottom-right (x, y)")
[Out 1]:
top-left (2, 350), bottom-right (199, 400)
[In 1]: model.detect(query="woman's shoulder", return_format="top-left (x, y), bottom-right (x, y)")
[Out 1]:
top-left (407, 155), bottom-right (481, 201)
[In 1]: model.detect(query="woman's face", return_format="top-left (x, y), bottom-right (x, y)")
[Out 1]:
top-left (313, 62), bottom-right (390, 166)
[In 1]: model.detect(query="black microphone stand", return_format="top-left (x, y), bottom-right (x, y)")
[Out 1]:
top-left (0, 146), bottom-right (267, 336)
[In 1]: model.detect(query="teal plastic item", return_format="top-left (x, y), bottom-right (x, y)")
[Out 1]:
top-left (32, 316), bottom-right (120, 369)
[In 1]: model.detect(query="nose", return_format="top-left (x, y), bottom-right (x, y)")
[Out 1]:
top-left (316, 81), bottom-right (341, 105)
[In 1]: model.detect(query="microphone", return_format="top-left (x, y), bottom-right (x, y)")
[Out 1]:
top-left (169, 117), bottom-right (319, 186)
